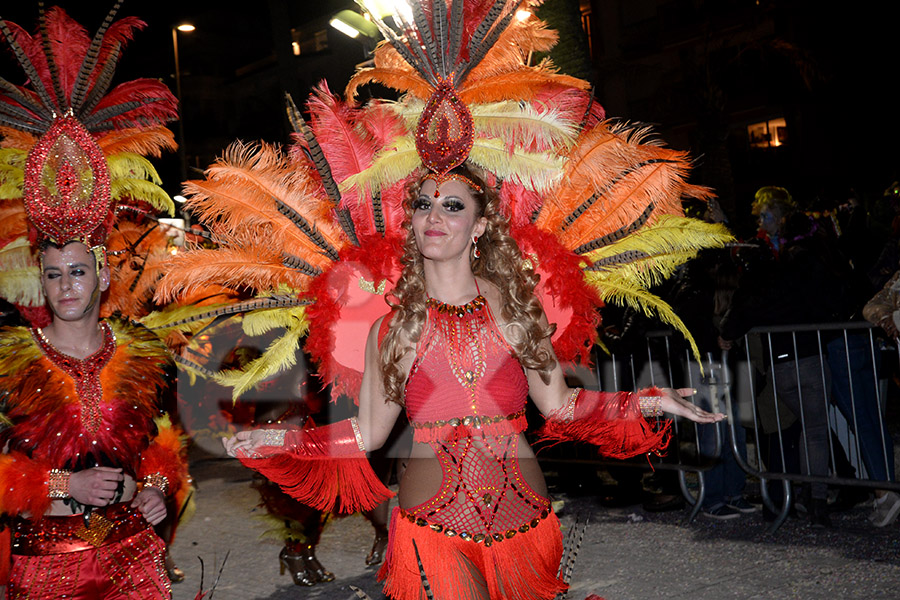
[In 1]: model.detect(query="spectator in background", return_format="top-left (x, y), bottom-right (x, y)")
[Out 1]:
top-left (719, 186), bottom-right (853, 527)
top-left (670, 199), bottom-right (756, 520)
top-left (859, 272), bottom-right (900, 526)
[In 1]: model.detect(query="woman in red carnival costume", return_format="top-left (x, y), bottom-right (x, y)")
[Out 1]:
top-left (0, 5), bottom-right (188, 598)
top-left (225, 162), bottom-right (725, 600)
top-left (146, 2), bottom-right (733, 597)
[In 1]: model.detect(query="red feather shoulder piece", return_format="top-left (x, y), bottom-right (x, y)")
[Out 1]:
top-left (0, 318), bottom-right (170, 473)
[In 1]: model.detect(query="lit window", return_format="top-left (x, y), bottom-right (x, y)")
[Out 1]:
top-left (748, 118), bottom-right (787, 149)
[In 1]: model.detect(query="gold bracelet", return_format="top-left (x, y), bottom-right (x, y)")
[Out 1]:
top-left (143, 473), bottom-right (170, 495)
top-left (639, 395), bottom-right (663, 418)
top-left (48, 468), bottom-right (71, 499)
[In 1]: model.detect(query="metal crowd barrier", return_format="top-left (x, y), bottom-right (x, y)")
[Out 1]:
top-left (543, 323), bottom-right (899, 533)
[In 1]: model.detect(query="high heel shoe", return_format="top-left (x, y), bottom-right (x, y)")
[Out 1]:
top-left (365, 534), bottom-right (389, 566)
top-left (278, 547), bottom-right (316, 586)
top-left (164, 549), bottom-right (185, 583)
top-left (300, 544), bottom-right (334, 583)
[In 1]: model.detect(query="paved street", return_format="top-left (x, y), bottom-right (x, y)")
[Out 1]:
top-left (170, 444), bottom-right (900, 600)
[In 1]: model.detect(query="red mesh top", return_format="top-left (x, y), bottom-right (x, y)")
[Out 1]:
top-left (402, 295), bottom-right (549, 535)
top-left (404, 295), bottom-right (528, 430)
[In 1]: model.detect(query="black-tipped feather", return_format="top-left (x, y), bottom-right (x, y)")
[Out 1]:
top-left (81, 99), bottom-right (143, 128)
top-left (79, 43), bottom-right (122, 117)
top-left (431, 0), bottom-right (449, 77)
top-left (410, 0), bottom-right (439, 75)
top-left (0, 18), bottom-right (57, 112)
top-left (585, 249), bottom-right (652, 270)
top-left (281, 252), bottom-right (324, 277)
top-left (460, 1), bottom-right (521, 83)
top-left (573, 203), bottom-right (655, 255)
top-left (412, 539), bottom-right (435, 600)
top-left (0, 99), bottom-right (47, 128)
top-left (447, 0), bottom-right (464, 67)
top-left (71, 1), bottom-right (123, 112)
top-left (0, 78), bottom-right (52, 121)
top-left (372, 188), bottom-right (385, 235)
top-left (284, 94), bottom-right (359, 246)
top-left (273, 198), bottom-right (340, 261)
top-left (37, 3), bottom-right (67, 111)
top-left (457, 0), bottom-right (517, 84)
top-left (151, 296), bottom-right (312, 331)
top-left (561, 158), bottom-right (678, 230)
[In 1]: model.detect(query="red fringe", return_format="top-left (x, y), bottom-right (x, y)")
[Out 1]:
top-left (379, 508), bottom-right (568, 600)
top-left (0, 451), bottom-right (53, 517)
top-left (238, 453), bottom-right (393, 514)
top-left (411, 414), bottom-right (527, 444)
top-left (536, 391), bottom-right (671, 460)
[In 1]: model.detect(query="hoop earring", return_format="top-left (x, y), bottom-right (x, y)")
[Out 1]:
top-left (472, 235), bottom-right (481, 259)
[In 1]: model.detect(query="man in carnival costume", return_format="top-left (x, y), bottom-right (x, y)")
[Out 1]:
top-left (0, 5), bottom-right (188, 597)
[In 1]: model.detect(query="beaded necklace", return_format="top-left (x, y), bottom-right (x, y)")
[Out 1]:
top-left (425, 290), bottom-right (488, 414)
top-left (32, 321), bottom-right (116, 434)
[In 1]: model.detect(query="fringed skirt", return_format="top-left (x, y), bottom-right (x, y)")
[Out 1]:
top-left (378, 507), bottom-right (567, 600)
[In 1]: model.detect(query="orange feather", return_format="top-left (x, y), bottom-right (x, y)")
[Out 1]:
top-left (154, 246), bottom-right (311, 304)
top-left (98, 126), bottom-right (177, 158)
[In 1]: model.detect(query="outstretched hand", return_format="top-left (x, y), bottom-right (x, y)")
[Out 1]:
top-left (659, 388), bottom-right (726, 423)
top-left (222, 430), bottom-right (270, 458)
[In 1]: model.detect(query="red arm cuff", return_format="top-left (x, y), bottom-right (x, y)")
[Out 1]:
top-left (537, 388), bottom-right (671, 459)
top-left (0, 451), bottom-right (54, 518)
top-left (238, 418), bottom-right (394, 514)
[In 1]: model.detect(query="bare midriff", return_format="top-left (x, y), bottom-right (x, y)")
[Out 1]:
top-left (398, 434), bottom-right (548, 513)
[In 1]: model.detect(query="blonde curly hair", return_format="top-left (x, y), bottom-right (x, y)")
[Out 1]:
top-left (379, 164), bottom-right (556, 405)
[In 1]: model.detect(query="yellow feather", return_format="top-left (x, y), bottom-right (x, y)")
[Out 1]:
top-left (586, 216), bottom-right (733, 259)
top-left (0, 237), bottom-right (41, 306)
top-left (340, 135), bottom-right (421, 196)
top-left (468, 137), bottom-right (564, 192)
top-left (110, 178), bottom-right (175, 216)
top-left (587, 272), bottom-right (702, 363)
top-left (107, 153), bottom-right (164, 185)
top-left (214, 313), bottom-right (309, 400)
top-left (585, 216), bottom-right (733, 291)
top-left (470, 101), bottom-right (578, 151)
top-left (0, 148), bottom-right (26, 199)
top-left (241, 305), bottom-right (308, 337)
top-left (141, 303), bottom-right (230, 333)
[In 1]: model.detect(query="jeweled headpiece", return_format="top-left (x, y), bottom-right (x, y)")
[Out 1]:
top-left (0, 5), bottom-right (178, 256)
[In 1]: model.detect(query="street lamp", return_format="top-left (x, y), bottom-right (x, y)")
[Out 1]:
top-left (329, 10), bottom-right (380, 41)
top-left (171, 23), bottom-right (195, 184)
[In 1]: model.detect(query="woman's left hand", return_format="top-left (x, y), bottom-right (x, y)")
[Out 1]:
top-left (659, 388), bottom-right (726, 423)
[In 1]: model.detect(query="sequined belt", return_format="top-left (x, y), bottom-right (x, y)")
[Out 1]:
top-left (411, 408), bottom-right (526, 430)
top-left (398, 506), bottom-right (552, 548)
top-left (12, 503), bottom-right (151, 556)
top-left (410, 408), bottom-right (528, 443)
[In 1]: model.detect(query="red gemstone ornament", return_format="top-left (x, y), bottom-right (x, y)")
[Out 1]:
top-left (23, 115), bottom-right (113, 246)
top-left (415, 77), bottom-right (475, 178)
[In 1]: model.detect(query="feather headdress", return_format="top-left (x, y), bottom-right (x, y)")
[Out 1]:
top-left (0, 4), bottom-right (178, 324)
top-left (153, 0), bottom-right (732, 400)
